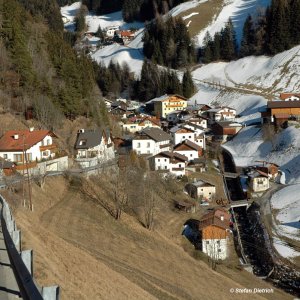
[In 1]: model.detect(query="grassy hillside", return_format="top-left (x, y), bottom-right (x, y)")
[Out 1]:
top-left (3, 176), bottom-right (292, 300)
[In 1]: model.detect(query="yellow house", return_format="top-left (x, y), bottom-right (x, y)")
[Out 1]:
top-left (153, 94), bottom-right (188, 118)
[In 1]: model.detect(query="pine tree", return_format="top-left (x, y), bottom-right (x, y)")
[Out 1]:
top-left (240, 15), bottom-right (255, 57)
top-left (220, 19), bottom-right (238, 61)
top-left (182, 69), bottom-right (195, 98)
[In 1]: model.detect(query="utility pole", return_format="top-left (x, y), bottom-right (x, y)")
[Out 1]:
top-left (22, 134), bottom-right (33, 211)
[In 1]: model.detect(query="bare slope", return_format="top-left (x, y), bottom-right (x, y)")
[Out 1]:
top-left (6, 177), bottom-right (292, 300)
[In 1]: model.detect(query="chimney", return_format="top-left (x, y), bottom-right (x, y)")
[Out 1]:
top-left (78, 129), bottom-right (85, 133)
top-left (220, 215), bottom-right (224, 221)
top-left (29, 127), bottom-right (34, 132)
top-left (13, 134), bottom-right (19, 140)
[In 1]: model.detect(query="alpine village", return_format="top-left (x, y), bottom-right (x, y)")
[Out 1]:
top-left (0, 0), bottom-right (299, 300)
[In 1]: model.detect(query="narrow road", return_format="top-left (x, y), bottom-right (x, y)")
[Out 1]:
top-left (0, 203), bottom-right (21, 300)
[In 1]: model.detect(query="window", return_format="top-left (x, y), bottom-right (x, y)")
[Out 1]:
top-left (165, 159), bottom-right (167, 162)
top-left (190, 154), bottom-right (193, 157)
top-left (137, 142), bottom-right (141, 148)
top-left (165, 166), bottom-right (167, 169)
top-left (47, 139), bottom-right (51, 145)
top-left (206, 241), bottom-right (209, 245)
top-left (13, 154), bottom-right (22, 162)
top-left (179, 164), bottom-right (181, 167)
top-left (79, 139), bottom-right (87, 146)
top-left (218, 249), bottom-right (222, 252)
top-left (147, 142), bottom-right (150, 148)
top-left (3, 154), bottom-right (7, 159)
top-left (217, 240), bottom-right (220, 245)
top-left (201, 189), bottom-right (203, 191)
top-left (158, 159), bottom-right (160, 162)
top-left (189, 136), bottom-right (192, 139)
top-left (26, 153), bottom-right (33, 161)
top-left (42, 151), bottom-right (49, 157)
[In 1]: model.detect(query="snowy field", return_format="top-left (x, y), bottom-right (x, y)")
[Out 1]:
top-left (271, 185), bottom-right (300, 242)
top-left (194, 0), bottom-right (271, 46)
top-left (223, 126), bottom-right (300, 184)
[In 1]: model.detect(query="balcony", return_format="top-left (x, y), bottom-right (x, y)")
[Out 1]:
top-left (39, 144), bottom-right (57, 151)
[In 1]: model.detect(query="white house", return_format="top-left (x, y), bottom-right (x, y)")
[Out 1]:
top-left (199, 209), bottom-right (231, 260)
top-left (121, 117), bottom-right (161, 133)
top-left (74, 128), bottom-right (115, 168)
top-left (173, 140), bottom-right (202, 161)
top-left (170, 126), bottom-right (195, 145)
top-left (132, 128), bottom-right (171, 156)
top-left (104, 25), bottom-right (119, 37)
top-left (148, 151), bottom-right (188, 176)
top-left (185, 117), bottom-right (208, 129)
top-left (248, 170), bottom-right (270, 192)
top-left (0, 128), bottom-right (57, 164)
top-left (185, 180), bottom-right (216, 201)
top-left (206, 107), bottom-right (236, 124)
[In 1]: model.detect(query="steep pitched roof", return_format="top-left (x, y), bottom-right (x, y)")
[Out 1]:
top-left (152, 151), bottom-right (188, 162)
top-left (174, 140), bottom-right (201, 151)
top-left (199, 209), bottom-right (230, 231)
top-left (140, 128), bottom-right (171, 142)
top-left (0, 130), bottom-right (55, 151)
top-left (74, 128), bottom-right (109, 150)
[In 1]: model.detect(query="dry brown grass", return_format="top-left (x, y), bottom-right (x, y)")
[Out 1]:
top-left (177, 0), bottom-right (224, 38)
top-left (2, 176), bottom-right (293, 300)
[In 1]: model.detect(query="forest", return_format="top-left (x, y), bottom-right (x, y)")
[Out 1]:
top-left (200, 0), bottom-right (300, 63)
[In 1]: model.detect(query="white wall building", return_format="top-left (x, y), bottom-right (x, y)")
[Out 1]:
top-left (173, 140), bottom-right (202, 161)
top-left (185, 180), bottom-right (216, 201)
top-left (148, 151), bottom-right (188, 176)
top-left (207, 107), bottom-right (236, 124)
top-left (248, 171), bottom-right (270, 192)
top-left (74, 128), bottom-right (115, 168)
top-left (132, 128), bottom-right (171, 156)
top-left (170, 126), bottom-right (195, 145)
top-left (0, 129), bottom-right (57, 163)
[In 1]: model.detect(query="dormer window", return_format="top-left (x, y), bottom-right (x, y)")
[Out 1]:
top-left (79, 139), bottom-right (87, 146)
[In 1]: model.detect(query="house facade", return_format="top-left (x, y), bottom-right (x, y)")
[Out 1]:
top-left (173, 140), bottom-right (202, 161)
top-left (132, 128), bottom-right (171, 155)
top-left (170, 126), bottom-right (195, 145)
top-left (199, 209), bottom-right (231, 260)
top-left (248, 170), bottom-right (270, 192)
top-left (151, 94), bottom-right (188, 118)
top-left (74, 128), bottom-right (115, 168)
top-left (148, 151), bottom-right (188, 176)
top-left (211, 121), bottom-right (243, 142)
top-left (121, 117), bottom-right (161, 133)
top-left (185, 180), bottom-right (216, 201)
top-left (0, 129), bottom-right (57, 166)
top-left (207, 107), bottom-right (236, 124)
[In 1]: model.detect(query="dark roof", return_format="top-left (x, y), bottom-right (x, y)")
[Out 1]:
top-left (199, 209), bottom-right (230, 231)
top-left (268, 100), bottom-right (300, 109)
top-left (174, 139), bottom-right (201, 151)
top-left (74, 128), bottom-right (109, 150)
top-left (140, 128), bottom-right (171, 142)
top-left (213, 121), bottom-right (242, 128)
top-left (152, 151), bottom-right (188, 162)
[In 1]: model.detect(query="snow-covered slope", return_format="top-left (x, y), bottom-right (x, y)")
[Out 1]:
top-left (168, 0), bottom-right (208, 17)
top-left (195, 0), bottom-right (271, 46)
top-left (192, 45), bottom-right (300, 92)
top-left (223, 126), bottom-right (300, 184)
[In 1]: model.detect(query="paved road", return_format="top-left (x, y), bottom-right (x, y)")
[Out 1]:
top-left (0, 203), bottom-right (21, 299)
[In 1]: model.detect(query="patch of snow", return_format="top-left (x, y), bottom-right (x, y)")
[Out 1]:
top-left (223, 126), bottom-right (300, 184)
top-left (273, 237), bottom-right (300, 259)
top-left (195, 0), bottom-right (271, 46)
top-left (91, 43), bottom-right (144, 75)
top-left (182, 12), bottom-right (199, 20)
top-left (169, 0), bottom-right (208, 17)
top-left (85, 11), bottom-right (144, 33)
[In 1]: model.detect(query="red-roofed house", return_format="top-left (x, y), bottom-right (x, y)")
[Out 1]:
top-left (0, 128), bottom-right (57, 166)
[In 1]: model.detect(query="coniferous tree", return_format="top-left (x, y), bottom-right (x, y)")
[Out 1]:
top-left (220, 19), bottom-right (238, 61)
top-left (182, 70), bottom-right (195, 98)
top-left (240, 15), bottom-right (255, 57)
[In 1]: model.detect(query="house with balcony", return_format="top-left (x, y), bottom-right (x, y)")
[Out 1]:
top-left (185, 180), bottom-right (216, 202)
top-left (206, 107), bottom-right (236, 124)
top-left (147, 94), bottom-right (187, 118)
top-left (0, 129), bottom-right (58, 171)
top-left (74, 128), bottom-right (115, 168)
top-left (148, 151), bottom-right (188, 177)
top-left (132, 128), bottom-right (171, 156)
